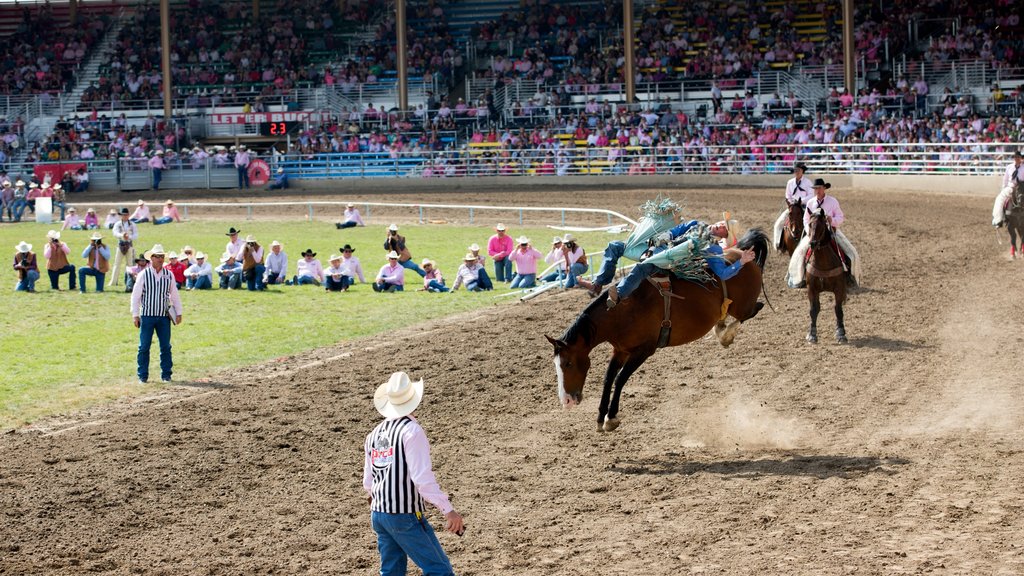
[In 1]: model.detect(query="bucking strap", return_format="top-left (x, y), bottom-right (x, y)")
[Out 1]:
top-left (647, 276), bottom-right (685, 348)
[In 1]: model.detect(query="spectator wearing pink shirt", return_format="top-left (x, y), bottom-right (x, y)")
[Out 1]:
top-left (508, 236), bottom-right (543, 289)
top-left (153, 199), bottom-right (181, 225)
top-left (336, 202), bottom-right (365, 229)
top-left (373, 251), bottom-right (405, 293)
top-left (291, 249), bottom-right (324, 286)
top-left (487, 223), bottom-right (514, 282)
top-left (419, 259), bottom-right (449, 293)
top-left (130, 199), bottom-right (151, 223)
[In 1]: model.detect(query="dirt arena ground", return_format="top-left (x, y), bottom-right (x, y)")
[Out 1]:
top-left (2, 185), bottom-right (1023, 575)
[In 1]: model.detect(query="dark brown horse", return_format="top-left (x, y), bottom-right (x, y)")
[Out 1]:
top-left (780, 198), bottom-right (805, 255)
top-left (805, 209), bottom-right (850, 344)
top-left (546, 230), bottom-right (769, 432)
top-left (1004, 182), bottom-right (1024, 258)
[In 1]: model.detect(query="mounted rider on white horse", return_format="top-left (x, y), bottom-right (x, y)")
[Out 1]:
top-left (993, 150), bottom-right (1023, 226)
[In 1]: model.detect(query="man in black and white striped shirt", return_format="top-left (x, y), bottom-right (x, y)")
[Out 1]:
top-left (130, 244), bottom-right (183, 384)
top-left (363, 372), bottom-right (464, 575)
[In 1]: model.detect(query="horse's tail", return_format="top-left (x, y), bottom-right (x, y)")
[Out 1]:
top-left (738, 228), bottom-right (769, 270)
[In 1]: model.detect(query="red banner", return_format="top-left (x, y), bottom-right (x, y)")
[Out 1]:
top-left (34, 163), bottom-right (86, 185)
top-left (248, 159), bottom-right (270, 186)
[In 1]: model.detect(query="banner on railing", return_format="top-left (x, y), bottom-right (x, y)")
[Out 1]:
top-left (34, 162), bottom-right (86, 183)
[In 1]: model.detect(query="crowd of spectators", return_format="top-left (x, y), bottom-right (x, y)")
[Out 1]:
top-left (21, 113), bottom-right (187, 163)
top-left (0, 5), bottom-right (109, 95)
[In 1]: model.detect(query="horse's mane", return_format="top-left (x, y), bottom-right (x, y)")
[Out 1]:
top-left (737, 228), bottom-right (769, 269)
top-left (559, 293), bottom-right (606, 346)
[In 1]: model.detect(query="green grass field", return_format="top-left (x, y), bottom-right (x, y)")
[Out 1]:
top-left (0, 219), bottom-right (614, 429)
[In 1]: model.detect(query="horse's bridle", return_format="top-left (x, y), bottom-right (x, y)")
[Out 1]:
top-left (787, 202), bottom-right (804, 237)
top-left (807, 213), bottom-right (832, 249)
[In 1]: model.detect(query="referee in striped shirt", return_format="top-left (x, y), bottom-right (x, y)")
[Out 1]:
top-left (364, 372), bottom-right (464, 575)
top-left (130, 244), bottom-right (183, 383)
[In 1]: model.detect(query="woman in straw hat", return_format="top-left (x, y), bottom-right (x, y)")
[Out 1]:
top-left (364, 372), bottom-right (464, 575)
top-left (507, 235), bottom-right (543, 289)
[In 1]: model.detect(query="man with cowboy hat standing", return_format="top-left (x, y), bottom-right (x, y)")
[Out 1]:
top-left (234, 145), bottom-right (251, 189)
top-left (787, 178), bottom-right (861, 288)
top-left (12, 240), bottom-right (39, 292)
top-left (109, 207), bottom-right (139, 288)
top-left (130, 244), bottom-right (183, 383)
top-left (773, 162), bottom-right (814, 251)
top-left (79, 231), bottom-right (111, 293)
top-left (43, 230), bottom-right (76, 291)
top-left (148, 150), bottom-right (165, 190)
top-left (364, 371), bottom-right (464, 576)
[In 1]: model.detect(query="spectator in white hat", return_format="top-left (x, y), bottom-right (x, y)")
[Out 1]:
top-left (507, 236), bottom-right (543, 289)
top-left (79, 232), bottom-right (110, 293)
top-left (336, 202), bottom-right (365, 229)
top-left (130, 243), bottom-right (183, 383)
top-left (130, 199), bottom-right (151, 223)
top-left (165, 251), bottom-right (187, 289)
top-left (487, 223), bottom-right (514, 282)
top-left (383, 223), bottom-right (426, 277)
top-left (83, 208), bottom-right (100, 230)
top-left (268, 166), bottom-right (289, 190)
top-left (373, 251), bottom-right (405, 292)
top-left (104, 208), bottom-right (119, 229)
top-left (184, 252), bottom-right (213, 290)
top-left (215, 253), bottom-right (243, 290)
top-left (264, 241), bottom-right (288, 285)
top-left (325, 254), bottom-right (349, 292)
top-left (419, 258), bottom-right (449, 292)
top-left (61, 207), bottom-right (83, 230)
top-left (451, 253), bottom-right (493, 292)
top-left (13, 240), bottom-right (39, 292)
top-left (43, 230), bottom-right (76, 291)
top-left (148, 150), bottom-right (166, 190)
top-left (542, 236), bottom-right (567, 282)
top-left (153, 199), bottom-right (181, 225)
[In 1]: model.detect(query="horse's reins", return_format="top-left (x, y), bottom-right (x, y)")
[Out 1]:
top-left (807, 217), bottom-right (847, 277)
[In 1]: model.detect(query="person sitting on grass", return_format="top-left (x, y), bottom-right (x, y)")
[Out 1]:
top-left (215, 253), bottom-right (243, 290)
top-left (165, 251), bottom-right (187, 289)
top-left (420, 259), bottom-right (449, 292)
top-left (61, 207), bottom-right (83, 230)
top-left (264, 241), bottom-right (288, 285)
top-left (451, 253), bottom-right (494, 292)
top-left (153, 200), bottom-right (182, 225)
top-left (338, 244), bottom-right (365, 286)
top-left (184, 252), bottom-right (213, 290)
top-left (373, 251), bottom-right (405, 292)
top-left (83, 208), bottom-right (100, 230)
top-left (325, 254), bottom-right (351, 292)
top-left (542, 236), bottom-right (566, 282)
top-left (292, 249), bottom-right (324, 286)
top-left (125, 256), bottom-right (148, 292)
top-left (130, 199), bottom-right (151, 223)
top-left (104, 209), bottom-right (119, 229)
top-left (467, 243), bottom-right (486, 267)
top-left (508, 236), bottom-right (543, 289)
top-left (336, 202), bottom-right (365, 229)
top-left (268, 167), bottom-right (289, 190)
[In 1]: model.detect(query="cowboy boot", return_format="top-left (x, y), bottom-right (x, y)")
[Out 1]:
top-left (1011, 246), bottom-right (1017, 259)
top-left (606, 284), bottom-right (619, 309)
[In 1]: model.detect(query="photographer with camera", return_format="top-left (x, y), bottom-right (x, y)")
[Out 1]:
top-left (43, 230), bottom-right (76, 291)
top-left (79, 232), bottom-right (111, 293)
top-left (383, 223), bottom-right (426, 277)
top-left (238, 235), bottom-right (266, 291)
top-left (109, 208), bottom-right (138, 288)
top-left (13, 241), bottom-right (39, 292)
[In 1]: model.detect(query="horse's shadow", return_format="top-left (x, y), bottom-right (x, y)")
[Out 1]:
top-left (609, 454), bottom-right (909, 480)
top-left (849, 335), bottom-right (930, 352)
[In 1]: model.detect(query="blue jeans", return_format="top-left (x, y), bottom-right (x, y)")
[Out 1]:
top-left (79, 268), bottom-right (105, 292)
top-left (400, 259), bottom-right (426, 277)
top-left (0, 199), bottom-right (9, 221)
top-left (130, 217), bottom-right (150, 224)
top-left (11, 198), bottom-right (26, 221)
top-left (152, 168), bottom-right (162, 189)
top-left (48, 264), bottom-right (76, 290)
top-left (137, 315), bottom-right (172, 382)
top-left (186, 276), bottom-right (212, 290)
top-left (564, 262), bottom-right (590, 288)
top-left (594, 240), bottom-right (661, 299)
top-left (510, 273), bottom-right (536, 289)
top-left (265, 272), bottom-right (286, 285)
top-left (371, 511), bottom-right (454, 576)
top-left (373, 281), bottom-right (404, 292)
top-left (237, 166), bottom-right (250, 188)
top-left (54, 201), bottom-right (66, 221)
top-left (219, 272), bottom-right (242, 289)
top-left (493, 257), bottom-right (512, 282)
top-left (325, 275), bottom-right (350, 291)
top-left (593, 241), bottom-right (626, 286)
top-left (466, 268), bottom-right (493, 291)
top-left (15, 269), bottom-right (39, 291)
top-left (153, 216), bottom-right (174, 225)
top-left (336, 221), bottom-right (358, 229)
top-left (244, 264), bottom-right (266, 291)
top-left (294, 275), bottom-right (320, 286)
top-left (540, 270), bottom-right (565, 283)
top-left (426, 279), bottom-right (449, 292)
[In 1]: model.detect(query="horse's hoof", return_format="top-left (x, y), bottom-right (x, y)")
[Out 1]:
top-left (806, 333), bottom-right (818, 344)
top-left (717, 322), bottom-right (740, 347)
top-left (597, 422), bottom-right (606, 433)
top-left (836, 332), bottom-right (848, 344)
top-left (602, 417), bottom-right (621, 432)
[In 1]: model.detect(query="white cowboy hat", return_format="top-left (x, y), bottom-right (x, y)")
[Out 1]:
top-left (53, 184), bottom-right (62, 190)
top-left (516, 235), bottom-right (530, 245)
top-left (270, 240), bottom-right (281, 247)
top-left (182, 245), bottom-right (194, 253)
top-left (329, 254), bottom-right (342, 262)
top-left (421, 258), bottom-right (433, 267)
top-left (219, 254), bottom-right (231, 263)
top-left (0, 181), bottom-right (9, 187)
top-left (89, 232), bottom-right (103, 241)
top-left (144, 244), bottom-right (166, 259)
top-left (87, 208), bottom-right (96, 213)
top-left (29, 182), bottom-right (38, 188)
top-left (346, 202), bottom-right (355, 208)
top-left (165, 199), bottom-right (174, 205)
top-left (552, 236), bottom-right (563, 244)
top-left (373, 372), bottom-right (424, 419)
top-left (244, 234), bottom-right (256, 243)
top-left (463, 253), bottom-right (477, 261)
top-left (561, 233), bottom-right (576, 242)
top-left (468, 243), bottom-right (480, 252)
top-left (276, 168), bottom-right (284, 174)
top-left (15, 180), bottom-right (24, 186)
top-left (167, 251), bottom-right (179, 259)
top-left (495, 223), bottom-right (507, 231)
top-left (67, 207), bottom-right (77, 213)
top-left (155, 150), bottom-right (164, 155)
top-left (386, 251), bottom-right (399, 260)
top-left (388, 223), bottom-right (399, 231)
top-left (15, 241), bottom-right (31, 253)
top-left (137, 199), bottom-right (146, 205)
top-left (195, 251), bottom-right (207, 259)
top-left (47, 230), bottom-right (60, 239)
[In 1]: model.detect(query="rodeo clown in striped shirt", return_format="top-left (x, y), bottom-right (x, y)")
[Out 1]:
top-left (364, 372), bottom-right (464, 576)
top-left (130, 244), bottom-right (183, 384)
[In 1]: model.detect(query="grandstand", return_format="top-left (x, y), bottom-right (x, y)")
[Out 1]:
top-left (1, 0), bottom-right (1022, 191)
